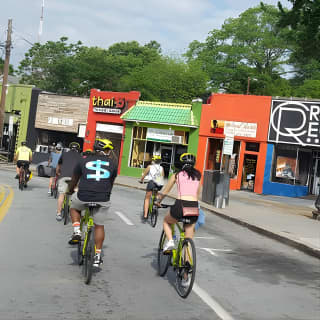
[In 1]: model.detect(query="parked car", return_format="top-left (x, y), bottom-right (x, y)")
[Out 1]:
top-left (36, 161), bottom-right (52, 177)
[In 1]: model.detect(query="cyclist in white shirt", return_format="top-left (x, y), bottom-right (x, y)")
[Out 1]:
top-left (139, 155), bottom-right (164, 223)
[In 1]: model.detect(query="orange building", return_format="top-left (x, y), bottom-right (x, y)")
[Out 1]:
top-left (197, 93), bottom-right (272, 193)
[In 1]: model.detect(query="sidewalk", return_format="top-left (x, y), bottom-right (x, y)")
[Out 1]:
top-left (115, 175), bottom-right (320, 259)
top-left (1, 163), bottom-right (319, 258)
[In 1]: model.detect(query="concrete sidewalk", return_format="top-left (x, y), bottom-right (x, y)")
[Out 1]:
top-left (1, 162), bottom-right (319, 258)
top-left (115, 175), bottom-right (320, 259)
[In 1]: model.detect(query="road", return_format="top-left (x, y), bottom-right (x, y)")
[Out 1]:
top-left (0, 169), bottom-right (319, 320)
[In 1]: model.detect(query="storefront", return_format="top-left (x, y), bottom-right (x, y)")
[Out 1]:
top-left (120, 99), bottom-right (202, 178)
top-left (83, 90), bottom-right (140, 171)
top-left (263, 98), bottom-right (320, 197)
top-left (197, 94), bottom-right (272, 193)
top-left (34, 93), bottom-right (89, 150)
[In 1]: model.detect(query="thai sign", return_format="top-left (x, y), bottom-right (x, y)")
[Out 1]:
top-left (92, 96), bottom-right (127, 114)
top-left (268, 100), bottom-right (320, 147)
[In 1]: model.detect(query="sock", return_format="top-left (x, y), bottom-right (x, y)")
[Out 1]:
top-left (96, 249), bottom-right (101, 258)
top-left (73, 222), bottom-right (80, 233)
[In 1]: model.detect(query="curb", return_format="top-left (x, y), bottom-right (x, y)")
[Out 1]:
top-left (115, 181), bottom-right (320, 259)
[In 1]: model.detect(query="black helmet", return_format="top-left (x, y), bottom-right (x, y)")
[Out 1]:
top-left (94, 139), bottom-right (114, 151)
top-left (69, 142), bottom-right (80, 151)
top-left (21, 141), bottom-right (27, 146)
top-left (180, 153), bottom-right (196, 166)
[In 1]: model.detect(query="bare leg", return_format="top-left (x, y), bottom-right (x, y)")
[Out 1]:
top-left (70, 208), bottom-right (81, 224)
top-left (49, 177), bottom-right (53, 190)
top-left (16, 166), bottom-right (20, 176)
top-left (57, 193), bottom-right (64, 213)
top-left (144, 191), bottom-right (152, 218)
top-left (163, 212), bottom-right (178, 241)
top-left (184, 224), bottom-right (195, 239)
top-left (95, 224), bottom-right (105, 250)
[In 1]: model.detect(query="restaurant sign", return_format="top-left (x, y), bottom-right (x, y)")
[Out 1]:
top-left (92, 96), bottom-right (127, 114)
top-left (268, 100), bottom-right (320, 147)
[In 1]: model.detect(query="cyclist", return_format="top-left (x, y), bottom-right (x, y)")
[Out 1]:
top-left (55, 142), bottom-right (82, 221)
top-left (139, 155), bottom-right (164, 223)
top-left (14, 141), bottom-right (32, 180)
top-left (156, 153), bottom-right (201, 252)
top-left (48, 143), bottom-right (63, 195)
top-left (68, 139), bottom-right (118, 267)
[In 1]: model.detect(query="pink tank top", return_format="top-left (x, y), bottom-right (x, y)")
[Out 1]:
top-left (177, 171), bottom-right (200, 197)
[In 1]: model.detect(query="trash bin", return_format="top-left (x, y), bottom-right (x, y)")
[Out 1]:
top-left (202, 170), bottom-right (220, 205)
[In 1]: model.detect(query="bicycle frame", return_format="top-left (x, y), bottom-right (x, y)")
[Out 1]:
top-left (149, 188), bottom-right (158, 214)
top-left (80, 208), bottom-right (95, 256)
top-left (171, 223), bottom-right (185, 268)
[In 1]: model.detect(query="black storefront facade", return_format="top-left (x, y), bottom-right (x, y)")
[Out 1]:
top-left (262, 98), bottom-right (320, 197)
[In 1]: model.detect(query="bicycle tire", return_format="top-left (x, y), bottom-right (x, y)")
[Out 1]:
top-left (176, 238), bottom-right (196, 299)
top-left (19, 168), bottom-right (25, 191)
top-left (157, 230), bottom-right (171, 276)
top-left (77, 240), bottom-right (83, 265)
top-left (150, 207), bottom-right (158, 227)
top-left (63, 195), bottom-right (70, 225)
top-left (53, 187), bottom-right (58, 199)
top-left (84, 227), bottom-right (95, 284)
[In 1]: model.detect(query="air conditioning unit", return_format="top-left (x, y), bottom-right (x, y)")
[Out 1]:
top-left (171, 135), bottom-right (184, 144)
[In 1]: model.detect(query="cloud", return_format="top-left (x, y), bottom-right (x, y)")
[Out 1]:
top-left (1, 0), bottom-right (289, 66)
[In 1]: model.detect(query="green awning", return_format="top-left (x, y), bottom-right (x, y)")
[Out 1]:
top-left (121, 101), bottom-right (198, 128)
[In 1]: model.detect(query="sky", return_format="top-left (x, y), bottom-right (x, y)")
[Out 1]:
top-left (1, 0), bottom-right (290, 67)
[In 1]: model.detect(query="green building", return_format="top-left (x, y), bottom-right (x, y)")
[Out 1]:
top-left (0, 83), bottom-right (34, 158)
top-left (120, 99), bottom-right (202, 178)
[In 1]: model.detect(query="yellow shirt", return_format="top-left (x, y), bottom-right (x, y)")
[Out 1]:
top-left (16, 146), bottom-right (32, 161)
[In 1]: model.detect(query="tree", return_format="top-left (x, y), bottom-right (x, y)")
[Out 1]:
top-left (295, 80), bottom-right (320, 98)
top-left (185, 4), bottom-right (292, 95)
top-left (0, 58), bottom-right (15, 75)
top-left (120, 57), bottom-right (209, 103)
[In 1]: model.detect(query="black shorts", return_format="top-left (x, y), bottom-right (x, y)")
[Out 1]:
top-left (17, 161), bottom-right (30, 169)
top-left (146, 180), bottom-right (163, 192)
top-left (49, 167), bottom-right (57, 177)
top-left (170, 199), bottom-right (199, 224)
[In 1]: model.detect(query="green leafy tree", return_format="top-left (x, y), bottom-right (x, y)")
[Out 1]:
top-left (0, 57), bottom-right (15, 75)
top-left (185, 4), bottom-right (292, 95)
top-left (295, 80), bottom-right (320, 98)
top-left (120, 57), bottom-right (209, 103)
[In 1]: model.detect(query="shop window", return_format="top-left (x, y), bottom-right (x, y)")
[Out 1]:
top-left (206, 138), bottom-right (223, 170)
top-left (271, 145), bottom-right (312, 186)
top-left (245, 142), bottom-right (260, 152)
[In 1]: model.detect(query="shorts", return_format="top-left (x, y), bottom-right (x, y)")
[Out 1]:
top-left (17, 161), bottom-right (30, 169)
top-left (49, 167), bottom-right (57, 177)
top-left (146, 180), bottom-right (163, 192)
top-left (170, 199), bottom-right (199, 224)
top-left (70, 193), bottom-right (111, 225)
top-left (58, 177), bottom-right (72, 194)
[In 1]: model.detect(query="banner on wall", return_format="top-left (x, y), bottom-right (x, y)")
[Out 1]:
top-left (268, 99), bottom-right (320, 147)
top-left (211, 120), bottom-right (257, 137)
top-left (146, 128), bottom-right (174, 142)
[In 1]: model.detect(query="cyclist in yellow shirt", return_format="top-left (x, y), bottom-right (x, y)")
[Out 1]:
top-left (14, 141), bottom-right (32, 179)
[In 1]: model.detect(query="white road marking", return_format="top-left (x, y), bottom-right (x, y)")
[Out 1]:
top-left (195, 236), bottom-right (216, 239)
top-left (115, 211), bottom-right (134, 226)
top-left (193, 283), bottom-right (235, 320)
top-left (200, 248), bottom-right (232, 256)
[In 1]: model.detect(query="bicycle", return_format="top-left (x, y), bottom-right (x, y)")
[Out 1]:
top-left (157, 206), bottom-right (197, 298)
top-left (77, 202), bottom-right (98, 285)
top-left (18, 162), bottom-right (29, 191)
top-left (139, 180), bottom-right (162, 227)
top-left (60, 180), bottom-right (71, 225)
top-left (51, 175), bottom-right (58, 199)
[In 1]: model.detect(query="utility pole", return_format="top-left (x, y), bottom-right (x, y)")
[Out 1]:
top-left (0, 19), bottom-right (12, 147)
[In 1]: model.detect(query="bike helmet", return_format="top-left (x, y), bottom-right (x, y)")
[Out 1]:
top-left (94, 139), bottom-right (114, 151)
top-left (152, 155), bottom-right (162, 161)
top-left (69, 142), bottom-right (80, 151)
top-left (180, 153), bottom-right (196, 166)
top-left (55, 143), bottom-right (63, 151)
top-left (82, 148), bottom-right (93, 156)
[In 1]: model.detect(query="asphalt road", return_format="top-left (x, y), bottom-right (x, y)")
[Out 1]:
top-left (0, 170), bottom-right (319, 320)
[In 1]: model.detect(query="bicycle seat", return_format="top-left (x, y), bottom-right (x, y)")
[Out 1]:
top-left (84, 203), bottom-right (101, 208)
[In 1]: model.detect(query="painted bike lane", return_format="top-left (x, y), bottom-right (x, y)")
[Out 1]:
top-left (0, 184), bottom-right (14, 223)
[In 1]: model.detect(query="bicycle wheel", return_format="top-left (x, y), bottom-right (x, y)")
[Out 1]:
top-left (176, 238), bottom-right (196, 298)
top-left (53, 187), bottom-right (58, 199)
top-left (150, 206), bottom-right (158, 228)
top-left (63, 195), bottom-right (70, 225)
top-left (157, 230), bottom-right (171, 276)
top-left (19, 168), bottom-right (25, 191)
top-left (84, 227), bottom-right (95, 284)
top-left (77, 240), bottom-right (83, 265)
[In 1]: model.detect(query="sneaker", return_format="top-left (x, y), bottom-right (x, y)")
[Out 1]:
top-left (68, 231), bottom-right (81, 244)
top-left (48, 190), bottom-right (52, 195)
top-left (56, 213), bottom-right (62, 221)
top-left (15, 174), bottom-right (19, 179)
top-left (181, 275), bottom-right (191, 288)
top-left (141, 216), bottom-right (148, 224)
top-left (163, 239), bottom-right (175, 252)
top-left (93, 254), bottom-right (103, 267)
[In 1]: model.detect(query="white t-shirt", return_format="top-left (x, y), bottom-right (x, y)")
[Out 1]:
top-left (146, 164), bottom-right (164, 186)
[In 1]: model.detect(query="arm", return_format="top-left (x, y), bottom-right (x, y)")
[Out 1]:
top-left (140, 166), bottom-right (150, 182)
top-left (157, 174), bottom-right (176, 202)
top-left (14, 149), bottom-right (18, 162)
top-left (29, 150), bottom-right (33, 163)
top-left (68, 162), bottom-right (81, 193)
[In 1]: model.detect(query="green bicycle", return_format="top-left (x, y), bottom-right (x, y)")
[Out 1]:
top-left (158, 211), bottom-right (197, 298)
top-left (77, 203), bottom-right (98, 285)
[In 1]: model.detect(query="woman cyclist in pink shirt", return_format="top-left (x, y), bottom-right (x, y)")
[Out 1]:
top-left (157, 153), bottom-right (201, 251)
